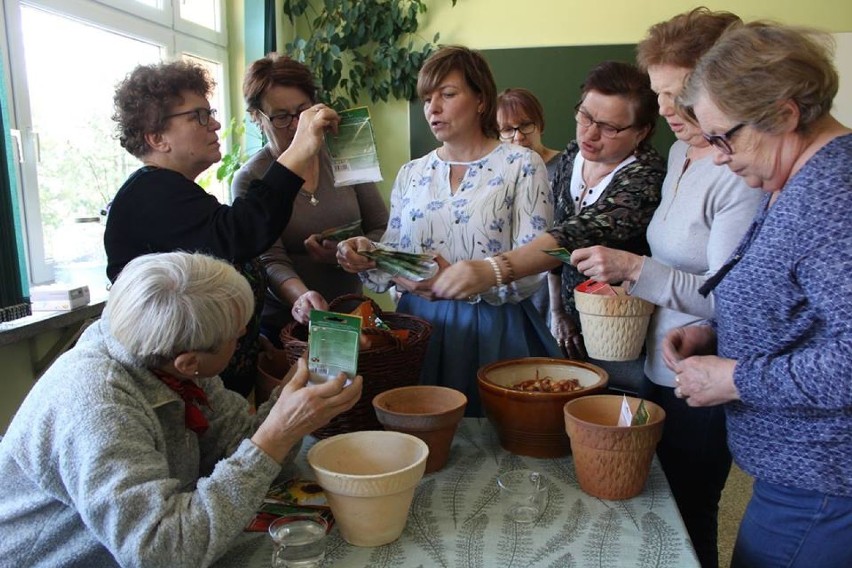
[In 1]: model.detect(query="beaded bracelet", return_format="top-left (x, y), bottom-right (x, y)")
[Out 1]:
top-left (485, 256), bottom-right (503, 287)
top-left (498, 253), bottom-right (515, 284)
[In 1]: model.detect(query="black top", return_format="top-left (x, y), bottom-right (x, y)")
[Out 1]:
top-left (104, 162), bottom-right (303, 282)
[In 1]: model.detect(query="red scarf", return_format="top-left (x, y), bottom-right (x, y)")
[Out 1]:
top-left (152, 370), bottom-right (212, 435)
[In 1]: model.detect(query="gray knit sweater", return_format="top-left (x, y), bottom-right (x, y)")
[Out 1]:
top-left (629, 140), bottom-right (763, 386)
top-left (0, 321), bottom-right (289, 567)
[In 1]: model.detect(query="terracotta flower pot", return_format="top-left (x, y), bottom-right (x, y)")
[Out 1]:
top-left (478, 357), bottom-right (608, 458)
top-left (372, 386), bottom-right (467, 473)
top-left (564, 394), bottom-right (665, 500)
top-left (255, 347), bottom-right (292, 406)
top-left (307, 431), bottom-right (429, 547)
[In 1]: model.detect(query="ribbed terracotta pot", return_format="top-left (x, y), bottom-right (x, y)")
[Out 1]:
top-left (372, 386), bottom-right (467, 473)
top-left (307, 431), bottom-right (428, 547)
top-left (564, 394), bottom-right (665, 500)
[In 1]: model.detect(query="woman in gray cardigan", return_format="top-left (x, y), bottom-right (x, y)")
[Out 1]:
top-left (568, 9), bottom-right (763, 568)
top-left (0, 252), bottom-right (361, 567)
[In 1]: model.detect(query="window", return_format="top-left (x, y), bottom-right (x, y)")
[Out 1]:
top-left (1, 0), bottom-right (229, 292)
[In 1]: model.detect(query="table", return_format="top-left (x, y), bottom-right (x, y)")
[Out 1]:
top-left (217, 418), bottom-right (700, 568)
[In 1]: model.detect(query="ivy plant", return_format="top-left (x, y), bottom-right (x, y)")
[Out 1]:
top-left (282, 0), bottom-right (458, 109)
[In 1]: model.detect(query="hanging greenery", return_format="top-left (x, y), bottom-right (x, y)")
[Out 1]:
top-left (282, 0), bottom-right (458, 109)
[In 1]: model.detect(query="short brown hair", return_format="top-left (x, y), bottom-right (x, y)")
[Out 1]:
top-left (112, 60), bottom-right (213, 158)
top-left (681, 23), bottom-right (839, 134)
top-left (497, 88), bottom-right (547, 132)
top-left (579, 61), bottom-right (658, 144)
top-left (637, 7), bottom-right (742, 71)
top-left (243, 53), bottom-right (317, 112)
top-left (417, 45), bottom-right (499, 139)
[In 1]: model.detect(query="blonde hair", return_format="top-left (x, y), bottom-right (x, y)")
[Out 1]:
top-left (105, 252), bottom-right (254, 367)
top-left (681, 23), bottom-right (838, 134)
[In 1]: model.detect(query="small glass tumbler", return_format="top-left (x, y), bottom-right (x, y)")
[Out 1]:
top-left (269, 515), bottom-right (328, 568)
top-left (496, 469), bottom-right (548, 523)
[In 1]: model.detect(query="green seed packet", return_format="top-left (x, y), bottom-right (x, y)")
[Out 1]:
top-left (631, 399), bottom-right (651, 426)
top-left (542, 247), bottom-right (573, 264)
top-left (308, 310), bottom-right (362, 385)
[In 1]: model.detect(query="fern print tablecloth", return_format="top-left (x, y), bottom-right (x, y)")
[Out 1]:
top-left (218, 418), bottom-right (699, 568)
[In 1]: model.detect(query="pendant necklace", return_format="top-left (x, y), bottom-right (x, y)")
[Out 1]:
top-left (301, 190), bottom-right (319, 206)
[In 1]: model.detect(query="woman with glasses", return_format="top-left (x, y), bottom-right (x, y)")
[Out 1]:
top-left (232, 54), bottom-right (388, 342)
top-left (496, 88), bottom-right (564, 321)
top-left (434, 61), bottom-right (665, 361)
top-left (666, 23), bottom-right (852, 568)
top-left (336, 46), bottom-right (561, 417)
top-left (105, 60), bottom-right (338, 396)
top-left (566, 10), bottom-right (764, 567)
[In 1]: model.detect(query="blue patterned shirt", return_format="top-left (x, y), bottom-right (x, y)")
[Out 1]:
top-left (715, 133), bottom-right (852, 496)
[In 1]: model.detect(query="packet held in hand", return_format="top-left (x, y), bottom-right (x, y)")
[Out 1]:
top-left (359, 249), bottom-right (439, 281)
top-left (542, 247), bottom-right (573, 264)
top-left (308, 310), bottom-right (362, 386)
top-left (326, 106), bottom-right (383, 187)
top-left (319, 219), bottom-right (363, 242)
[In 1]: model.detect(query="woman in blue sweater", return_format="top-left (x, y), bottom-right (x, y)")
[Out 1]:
top-left (667, 23), bottom-right (852, 568)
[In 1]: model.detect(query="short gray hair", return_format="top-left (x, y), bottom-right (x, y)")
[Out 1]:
top-left (105, 252), bottom-right (254, 367)
top-left (680, 23), bottom-right (838, 134)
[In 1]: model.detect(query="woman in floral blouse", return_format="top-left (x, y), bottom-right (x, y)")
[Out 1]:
top-left (434, 61), bottom-right (665, 360)
top-left (337, 46), bottom-right (560, 416)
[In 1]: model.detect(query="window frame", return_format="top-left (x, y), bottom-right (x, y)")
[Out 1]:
top-left (1, 0), bottom-right (230, 286)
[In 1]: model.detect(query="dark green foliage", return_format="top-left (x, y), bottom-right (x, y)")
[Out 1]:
top-left (281, 0), bottom-right (457, 109)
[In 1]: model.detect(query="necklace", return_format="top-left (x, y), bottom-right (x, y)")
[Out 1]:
top-left (301, 190), bottom-right (319, 206)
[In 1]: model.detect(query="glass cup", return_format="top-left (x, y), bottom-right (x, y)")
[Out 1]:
top-left (268, 515), bottom-right (329, 568)
top-left (496, 469), bottom-right (548, 523)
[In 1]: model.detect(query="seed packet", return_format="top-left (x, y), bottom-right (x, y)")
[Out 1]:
top-left (631, 399), bottom-right (650, 426)
top-left (542, 247), bottom-right (573, 264)
top-left (319, 219), bottom-right (363, 242)
top-left (308, 310), bottom-right (361, 385)
top-left (359, 249), bottom-right (438, 281)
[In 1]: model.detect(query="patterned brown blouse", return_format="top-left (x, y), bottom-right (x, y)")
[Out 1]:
top-left (547, 141), bottom-right (666, 323)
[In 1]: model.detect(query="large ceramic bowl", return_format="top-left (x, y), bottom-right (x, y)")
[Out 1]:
top-left (307, 431), bottom-right (429, 547)
top-left (477, 357), bottom-right (608, 458)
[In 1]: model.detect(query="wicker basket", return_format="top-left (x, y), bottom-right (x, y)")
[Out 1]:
top-left (574, 286), bottom-right (654, 361)
top-left (280, 294), bottom-right (432, 438)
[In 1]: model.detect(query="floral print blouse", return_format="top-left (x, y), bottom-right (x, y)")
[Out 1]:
top-left (364, 143), bottom-right (554, 305)
top-left (547, 141), bottom-right (666, 322)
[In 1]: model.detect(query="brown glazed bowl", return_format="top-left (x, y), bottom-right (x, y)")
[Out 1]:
top-left (477, 357), bottom-right (608, 458)
top-left (372, 386), bottom-right (467, 473)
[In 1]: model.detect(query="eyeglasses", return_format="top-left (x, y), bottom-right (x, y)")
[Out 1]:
top-left (574, 105), bottom-right (634, 138)
top-left (702, 123), bottom-right (746, 155)
top-left (256, 106), bottom-right (310, 130)
top-left (163, 107), bottom-right (217, 127)
top-left (499, 122), bottom-right (537, 140)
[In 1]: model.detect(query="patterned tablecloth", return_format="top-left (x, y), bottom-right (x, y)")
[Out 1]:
top-left (217, 418), bottom-right (699, 568)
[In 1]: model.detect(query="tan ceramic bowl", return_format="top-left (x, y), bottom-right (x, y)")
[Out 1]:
top-left (307, 431), bottom-right (428, 547)
top-left (477, 357), bottom-right (608, 458)
top-left (372, 386), bottom-right (467, 473)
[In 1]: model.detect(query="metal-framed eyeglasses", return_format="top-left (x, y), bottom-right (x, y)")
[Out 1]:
top-left (499, 122), bottom-right (537, 141)
top-left (702, 123), bottom-right (746, 155)
top-left (574, 104), bottom-right (634, 138)
top-left (163, 107), bottom-right (217, 127)
top-left (256, 107), bottom-right (310, 130)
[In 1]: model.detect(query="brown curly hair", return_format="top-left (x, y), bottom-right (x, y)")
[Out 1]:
top-left (112, 60), bottom-right (214, 158)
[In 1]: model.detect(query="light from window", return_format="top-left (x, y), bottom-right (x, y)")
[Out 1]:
top-left (20, 6), bottom-right (161, 289)
top-left (179, 0), bottom-right (219, 32)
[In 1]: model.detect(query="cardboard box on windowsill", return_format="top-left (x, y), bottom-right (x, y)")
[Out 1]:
top-left (30, 284), bottom-right (91, 311)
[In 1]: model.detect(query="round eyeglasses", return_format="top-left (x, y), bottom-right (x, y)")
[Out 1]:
top-left (574, 105), bottom-right (634, 139)
top-left (702, 123), bottom-right (746, 155)
top-left (499, 122), bottom-right (537, 140)
top-left (163, 107), bottom-right (217, 127)
top-left (257, 106), bottom-right (311, 130)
